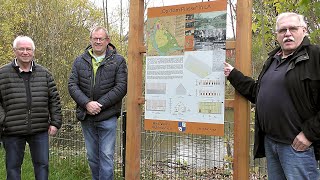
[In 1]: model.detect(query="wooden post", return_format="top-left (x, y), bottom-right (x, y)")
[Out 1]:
top-left (126, 0), bottom-right (144, 179)
top-left (233, 0), bottom-right (252, 179)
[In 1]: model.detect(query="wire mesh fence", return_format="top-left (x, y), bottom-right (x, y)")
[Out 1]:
top-left (48, 108), bottom-right (267, 179)
top-left (49, 109), bottom-right (126, 179)
top-left (139, 108), bottom-right (267, 179)
top-left (49, 109), bottom-right (90, 179)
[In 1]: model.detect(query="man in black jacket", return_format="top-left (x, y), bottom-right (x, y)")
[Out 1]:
top-left (68, 26), bottom-right (127, 180)
top-left (0, 36), bottom-right (62, 180)
top-left (224, 12), bottom-right (320, 179)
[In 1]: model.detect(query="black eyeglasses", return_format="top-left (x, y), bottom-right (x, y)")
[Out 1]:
top-left (276, 26), bottom-right (304, 34)
top-left (91, 37), bottom-right (108, 42)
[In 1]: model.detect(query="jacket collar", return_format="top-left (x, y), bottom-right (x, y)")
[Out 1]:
top-left (12, 59), bottom-right (36, 73)
top-left (268, 36), bottom-right (310, 57)
top-left (262, 36), bottom-right (310, 74)
top-left (83, 43), bottom-right (117, 63)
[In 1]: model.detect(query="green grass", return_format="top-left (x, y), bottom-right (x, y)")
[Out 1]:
top-left (49, 154), bottom-right (92, 180)
top-left (0, 147), bottom-right (91, 180)
top-left (0, 146), bottom-right (124, 180)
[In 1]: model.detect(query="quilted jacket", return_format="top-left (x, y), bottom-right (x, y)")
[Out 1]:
top-left (68, 43), bottom-right (127, 121)
top-left (0, 60), bottom-right (62, 136)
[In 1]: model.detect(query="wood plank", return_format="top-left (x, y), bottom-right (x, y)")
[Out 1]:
top-left (233, 0), bottom-right (252, 179)
top-left (226, 40), bottom-right (236, 50)
top-left (137, 97), bottom-right (145, 105)
top-left (139, 46), bottom-right (146, 54)
top-left (225, 99), bottom-right (234, 108)
top-left (126, 0), bottom-right (144, 179)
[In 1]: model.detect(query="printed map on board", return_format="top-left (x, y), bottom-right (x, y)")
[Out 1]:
top-left (147, 15), bottom-right (185, 56)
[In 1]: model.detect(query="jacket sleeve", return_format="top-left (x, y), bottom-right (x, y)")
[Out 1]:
top-left (227, 68), bottom-right (258, 103)
top-left (47, 72), bottom-right (62, 129)
top-left (0, 101), bottom-right (3, 140)
top-left (0, 101), bottom-right (5, 131)
top-left (68, 59), bottom-right (91, 108)
top-left (301, 79), bottom-right (320, 142)
top-left (97, 56), bottom-right (128, 109)
top-left (299, 47), bottom-right (320, 142)
top-left (302, 112), bottom-right (320, 142)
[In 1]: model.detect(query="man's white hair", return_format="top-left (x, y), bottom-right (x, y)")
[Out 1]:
top-left (275, 12), bottom-right (307, 31)
top-left (13, 36), bottom-right (35, 50)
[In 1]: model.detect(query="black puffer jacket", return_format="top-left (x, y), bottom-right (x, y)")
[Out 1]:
top-left (0, 60), bottom-right (62, 136)
top-left (68, 43), bottom-right (127, 121)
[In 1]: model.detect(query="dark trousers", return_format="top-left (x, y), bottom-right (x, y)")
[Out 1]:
top-left (3, 132), bottom-right (49, 180)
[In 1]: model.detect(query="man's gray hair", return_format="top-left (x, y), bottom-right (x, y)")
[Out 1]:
top-left (13, 36), bottom-right (35, 50)
top-left (275, 12), bottom-right (307, 31)
top-left (90, 26), bottom-right (109, 38)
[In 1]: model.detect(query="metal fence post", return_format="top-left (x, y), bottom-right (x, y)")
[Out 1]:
top-left (122, 111), bottom-right (127, 178)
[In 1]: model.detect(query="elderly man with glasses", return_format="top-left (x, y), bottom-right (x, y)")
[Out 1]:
top-left (0, 35), bottom-right (62, 180)
top-left (224, 12), bottom-right (320, 179)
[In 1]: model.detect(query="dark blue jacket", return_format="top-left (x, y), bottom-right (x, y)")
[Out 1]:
top-left (68, 43), bottom-right (127, 121)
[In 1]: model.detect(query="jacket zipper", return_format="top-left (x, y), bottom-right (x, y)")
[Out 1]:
top-left (89, 53), bottom-right (114, 100)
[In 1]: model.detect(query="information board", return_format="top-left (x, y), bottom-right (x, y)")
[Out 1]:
top-left (145, 0), bottom-right (227, 136)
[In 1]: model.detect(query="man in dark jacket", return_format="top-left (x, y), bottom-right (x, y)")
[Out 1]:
top-left (224, 12), bottom-right (320, 179)
top-left (68, 26), bottom-right (127, 180)
top-left (0, 36), bottom-right (62, 180)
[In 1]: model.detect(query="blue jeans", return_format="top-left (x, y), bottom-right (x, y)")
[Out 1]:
top-left (3, 132), bottom-right (49, 180)
top-left (264, 136), bottom-right (319, 180)
top-left (81, 116), bottom-right (117, 180)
